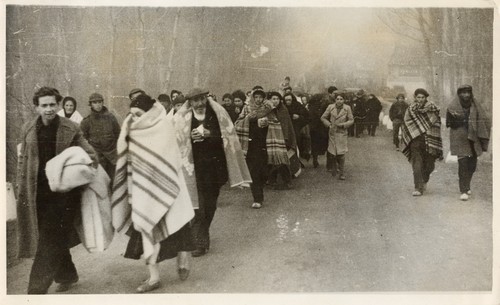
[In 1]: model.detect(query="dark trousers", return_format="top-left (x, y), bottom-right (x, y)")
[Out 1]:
top-left (268, 164), bottom-right (292, 184)
top-left (97, 152), bottom-right (116, 182)
top-left (246, 149), bottom-right (267, 203)
top-left (331, 154), bottom-right (345, 175)
top-left (367, 124), bottom-right (378, 136)
top-left (409, 136), bottom-right (436, 192)
top-left (192, 182), bottom-right (221, 251)
top-left (28, 201), bottom-right (79, 294)
top-left (326, 152), bottom-right (334, 171)
top-left (458, 156), bottom-right (477, 193)
top-left (393, 121), bottom-right (402, 147)
top-left (355, 120), bottom-right (365, 137)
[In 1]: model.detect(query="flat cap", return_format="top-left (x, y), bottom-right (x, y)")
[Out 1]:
top-left (185, 88), bottom-right (209, 100)
top-left (88, 93), bottom-right (104, 102)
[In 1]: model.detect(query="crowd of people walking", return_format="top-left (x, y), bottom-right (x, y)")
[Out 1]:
top-left (14, 76), bottom-right (490, 294)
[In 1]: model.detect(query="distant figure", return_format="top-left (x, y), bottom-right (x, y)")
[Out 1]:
top-left (446, 85), bottom-right (490, 201)
top-left (57, 96), bottom-right (83, 124)
top-left (80, 92), bottom-right (121, 180)
top-left (389, 93), bottom-right (408, 151)
top-left (279, 76), bottom-right (291, 95)
top-left (352, 89), bottom-right (367, 138)
top-left (283, 92), bottom-right (310, 161)
top-left (221, 93), bottom-right (239, 122)
top-left (232, 89), bottom-right (246, 118)
top-left (169, 94), bottom-right (185, 115)
top-left (157, 93), bottom-right (172, 113)
top-left (401, 88), bottom-right (443, 197)
top-left (16, 87), bottom-right (97, 294)
top-left (170, 89), bottom-right (182, 102)
top-left (308, 93), bottom-right (329, 168)
top-left (320, 92), bottom-right (354, 180)
top-left (324, 86), bottom-right (337, 171)
top-left (365, 93), bottom-right (382, 136)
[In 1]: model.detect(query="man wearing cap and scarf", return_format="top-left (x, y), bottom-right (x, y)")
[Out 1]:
top-left (401, 88), bottom-right (443, 196)
top-left (172, 88), bottom-right (251, 257)
top-left (446, 85), bottom-right (490, 201)
top-left (80, 92), bottom-right (121, 180)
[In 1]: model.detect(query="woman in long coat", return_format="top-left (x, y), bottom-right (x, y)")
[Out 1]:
top-left (320, 92), bottom-right (354, 180)
top-left (283, 92), bottom-right (310, 161)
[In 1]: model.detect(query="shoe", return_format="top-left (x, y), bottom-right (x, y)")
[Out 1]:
top-left (313, 160), bottom-right (319, 168)
top-left (395, 147), bottom-right (400, 151)
top-left (177, 268), bottom-right (190, 281)
top-left (136, 279), bottom-right (161, 293)
top-left (191, 247), bottom-right (208, 257)
top-left (338, 174), bottom-right (346, 180)
top-left (467, 190), bottom-right (472, 195)
top-left (460, 193), bottom-right (469, 201)
top-left (251, 202), bottom-right (262, 209)
top-left (412, 190), bottom-right (422, 196)
top-left (55, 277), bottom-right (79, 292)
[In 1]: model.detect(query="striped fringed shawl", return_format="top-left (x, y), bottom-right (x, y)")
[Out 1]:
top-left (235, 101), bottom-right (289, 165)
top-left (172, 99), bottom-right (252, 209)
top-left (111, 102), bottom-right (194, 259)
top-left (401, 100), bottom-right (443, 160)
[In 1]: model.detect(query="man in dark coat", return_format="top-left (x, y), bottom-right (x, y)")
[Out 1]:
top-left (352, 89), bottom-right (368, 137)
top-left (80, 92), bottom-right (120, 180)
top-left (16, 87), bottom-right (97, 294)
top-left (365, 94), bottom-right (383, 136)
top-left (308, 94), bottom-right (329, 168)
top-left (187, 88), bottom-right (228, 257)
top-left (389, 93), bottom-right (408, 150)
top-left (446, 85), bottom-right (490, 201)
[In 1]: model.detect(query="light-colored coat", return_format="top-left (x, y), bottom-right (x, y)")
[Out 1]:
top-left (16, 116), bottom-right (97, 258)
top-left (321, 104), bottom-right (354, 155)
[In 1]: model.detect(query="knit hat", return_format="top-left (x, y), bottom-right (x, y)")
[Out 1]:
top-left (414, 88), bottom-right (429, 97)
top-left (88, 93), bottom-right (104, 103)
top-left (130, 93), bottom-right (155, 112)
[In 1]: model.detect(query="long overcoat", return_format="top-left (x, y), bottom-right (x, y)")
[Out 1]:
top-left (321, 104), bottom-right (354, 155)
top-left (16, 116), bottom-right (97, 258)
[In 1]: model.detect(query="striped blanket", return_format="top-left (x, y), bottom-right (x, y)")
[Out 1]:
top-left (111, 102), bottom-right (194, 260)
top-left (172, 98), bottom-right (252, 209)
top-left (401, 100), bottom-right (443, 160)
top-left (235, 100), bottom-right (290, 165)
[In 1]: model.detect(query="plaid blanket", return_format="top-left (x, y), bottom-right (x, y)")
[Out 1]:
top-left (235, 100), bottom-right (289, 165)
top-left (401, 100), bottom-right (443, 160)
top-left (111, 102), bottom-right (194, 260)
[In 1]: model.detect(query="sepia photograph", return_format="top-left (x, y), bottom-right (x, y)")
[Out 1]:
top-left (2, 0), bottom-right (498, 304)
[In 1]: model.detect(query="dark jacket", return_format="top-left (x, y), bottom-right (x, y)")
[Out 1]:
top-left (285, 100), bottom-right (310, 137)
top-left (223, 104), bottom-right (240, 123)
top-left (16, 116), bottom-right (97, 258)
top-left (80, 106), bottom-right (120, 163)
top-left (389, 100), bottom-right (409, 123)
top-left (365, 96), bottom-right (383, 123)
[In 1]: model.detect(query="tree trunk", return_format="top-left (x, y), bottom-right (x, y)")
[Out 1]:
top-left (164, 8), bottom-right (181, 91)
